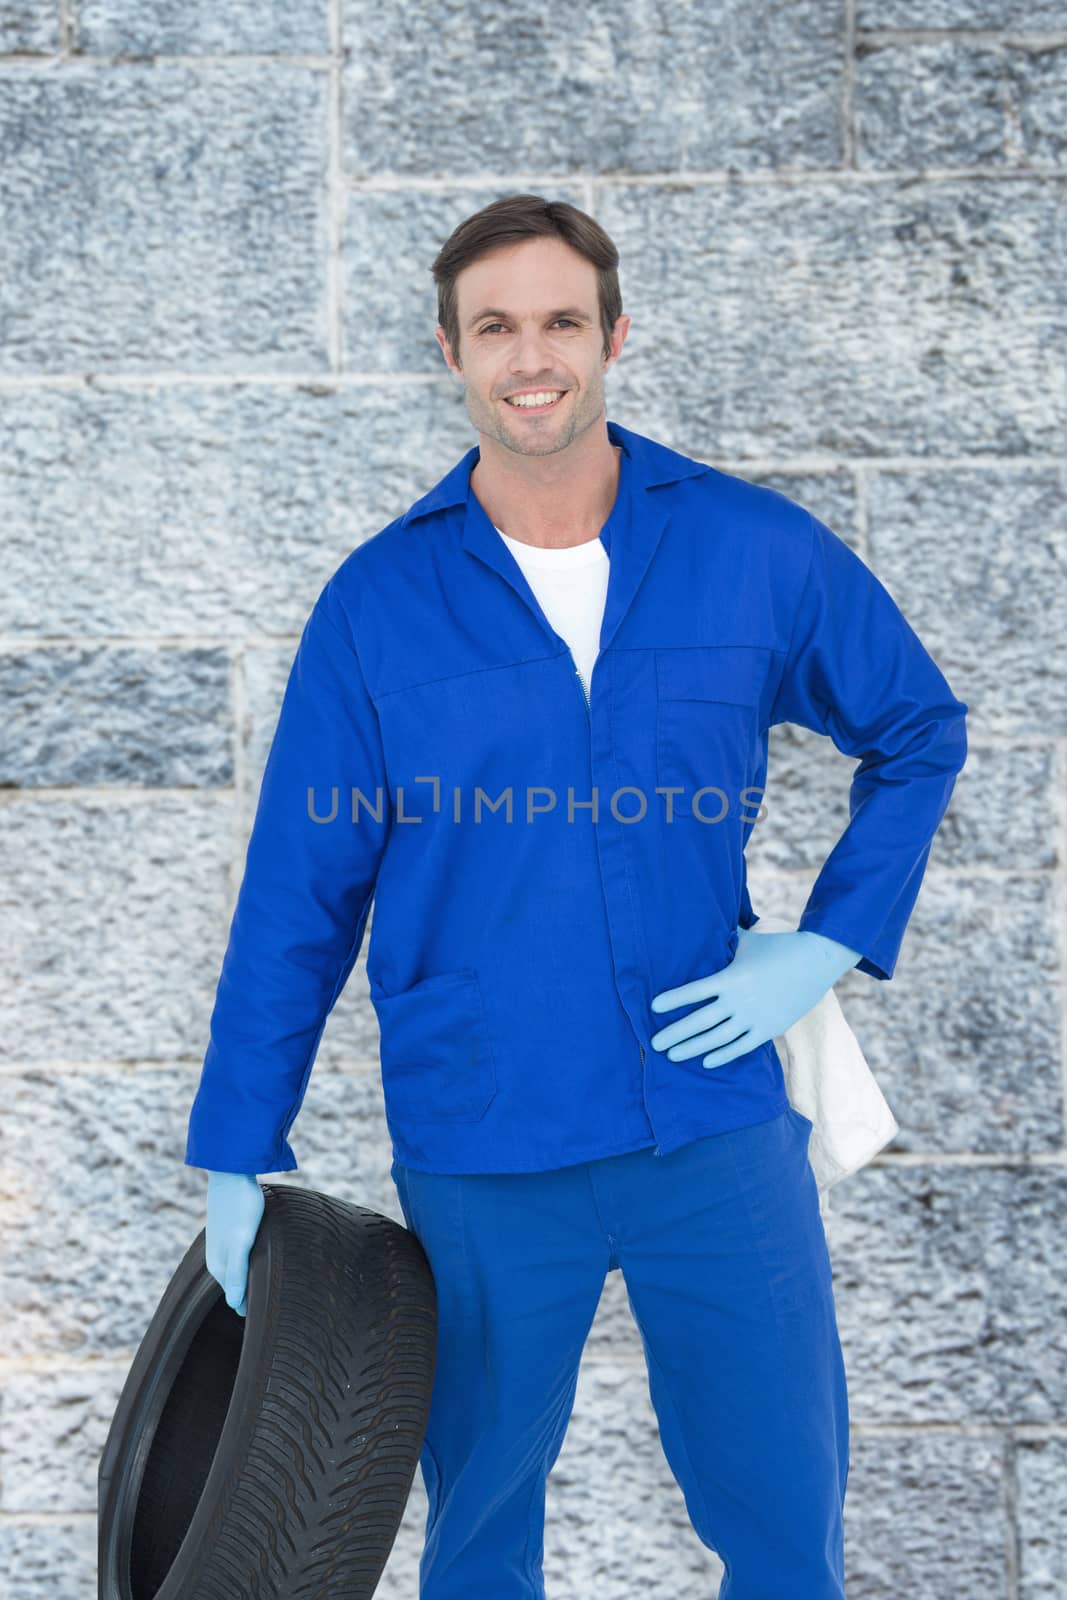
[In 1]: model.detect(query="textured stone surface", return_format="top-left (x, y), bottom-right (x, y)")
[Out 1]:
top-left (857, 0), bottom-right (1067, 27)
top-left (0, 796), bottom-right (232, 1060)
top-left (0, 646), bottom-right (232, 787)
top-left (2, 6), bottom-right (1064, 1596)
top-left (2, 1368), bottom-right (128, 1513)
top-left (0, 64), bottom-right (329, 373)
top-left (840, 871), bottom-right (1062, 1151)
top-left (0, 385), bottom-right (474, 636)
top-left (840, 1430), bottom-right (1010, 1598)
top-left (857, 39), bottom-right (1067, 169)
top-left (1017, 1436), bottom-right (1067, 1599)
top-left (0, 3), bottom-right (57, 53)
top-left (78, 1), bottom-right (330, 55)
top-left (831, 1161), bottom-right (1067, 1426)
top-left (0, 1521), bottom-right (95, 1600)
top-left (868, 466), bottom-right (1067, 733)
top-left (341, 1), bottom-right (844, 179)
top-left (595, 179), bottom-right (1065, 459)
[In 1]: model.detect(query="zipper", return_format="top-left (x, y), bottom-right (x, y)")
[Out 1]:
top-left (567, 646), bottom-right (656, 1145)
top-left (572, 657), bottom-right (591, 719)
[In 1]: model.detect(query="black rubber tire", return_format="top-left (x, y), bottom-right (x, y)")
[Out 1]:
top-left (98, 1182), bottom-right (437, 1599)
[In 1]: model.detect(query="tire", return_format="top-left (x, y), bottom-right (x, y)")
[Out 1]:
top-left (98, 1182), bottom-right (437, 1599)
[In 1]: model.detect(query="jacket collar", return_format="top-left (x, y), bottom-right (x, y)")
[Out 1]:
top-left (398, 418), bottom-right (711, 655)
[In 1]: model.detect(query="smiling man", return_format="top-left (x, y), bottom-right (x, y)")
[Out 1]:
top-left (437, 231), bottom-right (629, 553)
top-left (187, 194), bottom-right (969, 1598)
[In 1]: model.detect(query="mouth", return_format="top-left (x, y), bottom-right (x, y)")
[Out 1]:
top-left (502, 390), bottom-right (569, 416)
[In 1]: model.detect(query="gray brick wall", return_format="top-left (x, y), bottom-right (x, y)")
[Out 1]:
top-left (0, 2), bottom-right (1063, 1596)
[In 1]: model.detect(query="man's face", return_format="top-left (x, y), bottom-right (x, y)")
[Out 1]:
top-left (435, 235), bottom-right (628, 460)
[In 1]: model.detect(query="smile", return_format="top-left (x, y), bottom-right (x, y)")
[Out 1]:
top-left (503, 391), bottom-right (568, 414)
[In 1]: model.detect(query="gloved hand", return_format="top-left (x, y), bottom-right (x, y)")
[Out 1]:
top-left (650, 925), bottom-right (862, 1070)
top-left (205, 1171), bottom-right (265, 1318)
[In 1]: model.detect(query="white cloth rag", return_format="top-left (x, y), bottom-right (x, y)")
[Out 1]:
top-left (750, 913), bottom-right (900, 1216)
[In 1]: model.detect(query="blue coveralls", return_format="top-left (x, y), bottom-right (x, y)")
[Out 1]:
top-left (391, 1105), bottom-right (849, 1600)
top-left (185, 419), bottom-right (967, 1594)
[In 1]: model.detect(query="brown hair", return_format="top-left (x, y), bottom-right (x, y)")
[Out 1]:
top-left (431, 194), bottom-right (623, 368)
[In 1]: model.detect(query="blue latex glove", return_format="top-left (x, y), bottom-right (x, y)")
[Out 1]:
top-left (205, 1170), bottom-right (265, 1318)
top-left (650, 925), bottom-right (862, 1070)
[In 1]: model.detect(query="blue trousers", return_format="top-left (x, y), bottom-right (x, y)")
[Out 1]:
top-left (390, 1104), bottom-right (850, 1599)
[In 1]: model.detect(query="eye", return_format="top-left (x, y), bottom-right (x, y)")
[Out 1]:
top-left (479, 318), bottom-right (579, 335)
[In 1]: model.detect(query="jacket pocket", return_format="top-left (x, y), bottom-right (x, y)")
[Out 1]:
top-left (655, 646), bottom-right (768, 819)
top-left (372, 968), bottom-right (497, 1122)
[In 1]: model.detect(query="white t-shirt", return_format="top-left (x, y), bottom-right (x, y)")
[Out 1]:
top-left (493, 524), bottom-right (609, 700)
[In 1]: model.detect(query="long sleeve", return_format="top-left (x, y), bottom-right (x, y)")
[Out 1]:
top-left (185, 577), bottom-right (391, 1173)
top-left (768, 511), bottom-right (968, 982)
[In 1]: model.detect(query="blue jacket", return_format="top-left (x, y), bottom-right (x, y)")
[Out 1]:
top-left (184, 420), bottom-right (968, 1177)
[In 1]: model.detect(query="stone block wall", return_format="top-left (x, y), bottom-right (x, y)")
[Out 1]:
top-left (0, 3), bottom-right (1064, 1595)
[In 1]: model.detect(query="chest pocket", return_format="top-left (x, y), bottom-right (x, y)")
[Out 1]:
top-left (655, 646), bottom-right (770, 820)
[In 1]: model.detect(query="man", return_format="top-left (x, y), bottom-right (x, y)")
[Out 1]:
top-left (188, 196), bottom-right (968, 1597)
